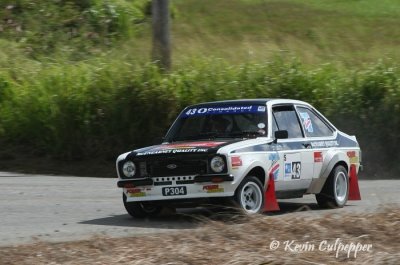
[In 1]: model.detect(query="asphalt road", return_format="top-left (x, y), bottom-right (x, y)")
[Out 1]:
top-left (1, 172), bottom-right (399, 247)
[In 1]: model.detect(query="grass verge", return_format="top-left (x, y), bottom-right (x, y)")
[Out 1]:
top-left (0, 207), bottom-right (399, 264)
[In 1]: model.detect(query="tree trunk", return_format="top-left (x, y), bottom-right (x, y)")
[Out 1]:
top-left (152, 0), bottom-right (171, 71)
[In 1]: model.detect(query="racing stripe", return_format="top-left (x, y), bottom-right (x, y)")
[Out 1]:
top-left (231, 134), bottom-right (358, 153)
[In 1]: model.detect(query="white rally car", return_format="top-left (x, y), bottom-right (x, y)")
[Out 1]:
top-left (116, 99), bottom-right (361, 217)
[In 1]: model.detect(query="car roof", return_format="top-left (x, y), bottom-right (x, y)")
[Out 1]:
top-left (188, 98), bottom-right (311, 108)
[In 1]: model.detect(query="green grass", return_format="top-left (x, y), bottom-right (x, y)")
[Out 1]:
top-left (289, 0), bottom-right (400, 17)
top-left (2, 0), bottom-right (400, 66)
top-left (167, 0), bottom-right (400, 66)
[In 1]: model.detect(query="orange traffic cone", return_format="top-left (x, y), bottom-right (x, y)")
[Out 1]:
top-left (264, 173), bottom-right (280, 212)
top-left (348, 164), bottom-right (361, 200)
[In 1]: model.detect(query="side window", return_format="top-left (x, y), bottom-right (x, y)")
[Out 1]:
top-left (272, 105), bottom-right (304, 138)
top-left (296, 107), bottom-right (334, 137)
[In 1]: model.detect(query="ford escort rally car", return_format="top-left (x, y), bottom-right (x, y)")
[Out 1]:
top-left (116, 99), bottom-right (362, 217)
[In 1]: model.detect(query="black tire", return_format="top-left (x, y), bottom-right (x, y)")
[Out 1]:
top-left (234, 176), bottom-right (265, 214)
top-left (123, 193), bottom-right (163, 218)
top-left (316, 165), bottom-right (349, 209)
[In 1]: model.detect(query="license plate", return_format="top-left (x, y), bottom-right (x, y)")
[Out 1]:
top-left (162, 186), bottom-right (187, 196)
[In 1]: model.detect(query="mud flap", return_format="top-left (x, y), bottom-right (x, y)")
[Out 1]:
top-left (263, 173), bottom-right (280, 212)
top-left (348, 164), bottom-right (361, 200)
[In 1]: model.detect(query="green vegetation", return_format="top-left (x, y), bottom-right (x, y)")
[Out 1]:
top-left (2, 0), bottom-right (400, 64)
top-left (1, 58), bottom-right (399, 177)
top-left (0, 0), bottom-right (149, 59)
top-left (0, 0), bottom-right (399, 177)
top-left (170, 0), bottom-right (400, 66)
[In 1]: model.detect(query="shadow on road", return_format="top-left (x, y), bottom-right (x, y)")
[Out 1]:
top-left (79, 201), bottom-right (343, 229)
top-left (269, 201), bottom-right (320, 215)
top-left (79, 208), bottom-right (210, 229)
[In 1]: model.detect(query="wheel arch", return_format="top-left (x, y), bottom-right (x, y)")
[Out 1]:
top-left (307, 150), bottom-right (350, 194)
top-left (335, 160), bottom-right (349, 173)
top-left (244, 166), bottom-right (266, 188)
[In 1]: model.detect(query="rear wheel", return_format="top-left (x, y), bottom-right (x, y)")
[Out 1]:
top-left (123, 193), bottom-right (163, 218)
top-left (234, 176), bottom-right (264, 214)
top-left (316, 165), bottom-right (349, 208)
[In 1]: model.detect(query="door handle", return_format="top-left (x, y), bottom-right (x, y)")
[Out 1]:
top-left (302, 143), bottom-right (312, 149)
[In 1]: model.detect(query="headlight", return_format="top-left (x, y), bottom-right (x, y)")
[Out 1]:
top-left (210, 156), bottom-right (225, 173)
top-left (122, 161), bottom-right (136, 177)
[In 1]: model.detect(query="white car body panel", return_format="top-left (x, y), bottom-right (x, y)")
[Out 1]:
top-left (116, 99), bottom-right (361, 204)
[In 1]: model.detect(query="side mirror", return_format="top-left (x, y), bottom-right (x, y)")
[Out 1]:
top-left (274, 130), bottom-right (288, 140)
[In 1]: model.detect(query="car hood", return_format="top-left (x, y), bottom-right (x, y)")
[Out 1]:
top-left (132, 140), bottom-right (239, 157)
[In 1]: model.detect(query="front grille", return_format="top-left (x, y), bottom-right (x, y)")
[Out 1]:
top-left (149, 158), bottom-right (207, 177)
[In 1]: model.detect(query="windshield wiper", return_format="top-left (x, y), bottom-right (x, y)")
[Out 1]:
top-left (171, 132), bottom-right (225, 142)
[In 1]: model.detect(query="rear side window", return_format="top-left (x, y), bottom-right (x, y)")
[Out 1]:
top-left (273, 105), bottom-right (303, 138)
top-left (296, 107), bottom-right (334, 137)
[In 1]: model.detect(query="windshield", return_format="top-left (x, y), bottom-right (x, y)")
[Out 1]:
top-left (166, 105), bottom-right (268, 142)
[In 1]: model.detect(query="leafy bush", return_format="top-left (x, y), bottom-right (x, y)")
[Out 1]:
top-left (0, 61), bottom-right (176, 158)
top-left (0, 58), bottom-right (399, 177)
top-left (0, 0), bottom-right (149, 59)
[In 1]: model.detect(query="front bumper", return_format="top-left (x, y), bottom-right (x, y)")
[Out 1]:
top-left (117, 174), bottom-right (234, 188)
top-left (118, 174), bottom-right (236, 202)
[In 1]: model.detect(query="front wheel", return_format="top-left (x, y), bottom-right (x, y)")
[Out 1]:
top-left (123, 193), bottom-right (163, 218)
top-left (316, 165), bottom-right (349, 208)
top-left (234, 176), bottom-right (265, 214)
